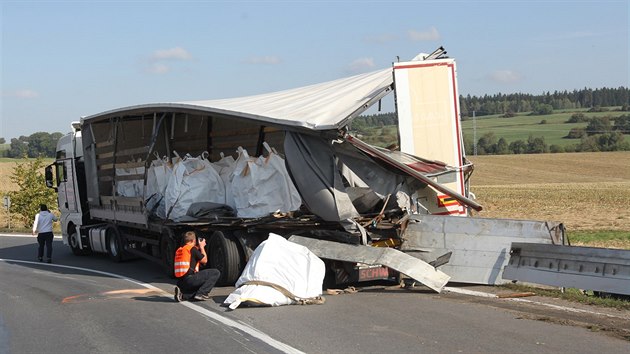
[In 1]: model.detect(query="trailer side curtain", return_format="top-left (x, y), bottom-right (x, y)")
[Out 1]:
top-left (284, 132), bottom-right (359, 222)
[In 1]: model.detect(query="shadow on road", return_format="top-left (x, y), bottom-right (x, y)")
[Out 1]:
top-left (0, 238), bottom-right (174, 287)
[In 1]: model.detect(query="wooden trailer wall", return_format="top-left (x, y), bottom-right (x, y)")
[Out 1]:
top-left (82, 109), bottom-right (289, 224)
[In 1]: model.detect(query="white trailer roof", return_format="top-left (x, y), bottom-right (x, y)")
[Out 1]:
top-left (83, 68), bottom-right (393, 130)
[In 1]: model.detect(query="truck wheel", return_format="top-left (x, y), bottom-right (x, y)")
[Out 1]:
top-left (209, 231), bottom-right (243, 285)
top-left (69, 228), bottom-right (90, 256)
top-left (106, 226), bottom-right (124, 262)
top-left (161, 229), bottom-right (176, 278)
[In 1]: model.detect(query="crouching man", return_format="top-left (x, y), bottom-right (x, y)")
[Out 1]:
top-left (174, 231), bottom-right (221, 302)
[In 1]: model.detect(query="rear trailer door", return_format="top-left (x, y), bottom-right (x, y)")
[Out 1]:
top-left (394, 58), bottom-right (467, 216)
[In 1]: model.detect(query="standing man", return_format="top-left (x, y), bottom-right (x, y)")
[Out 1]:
top-left (173, 231), bottom-right (221, 302)
top-left (32, 204), bottom-right (58, 263)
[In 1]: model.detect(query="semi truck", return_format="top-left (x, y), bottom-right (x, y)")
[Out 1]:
top-left (45, 48), bottom-right (481, 286)
top-left (51, 48), bottom-right (622, 294)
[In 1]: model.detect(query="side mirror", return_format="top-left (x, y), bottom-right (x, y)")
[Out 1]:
top-left (45, 165), bottom-right (57, 191)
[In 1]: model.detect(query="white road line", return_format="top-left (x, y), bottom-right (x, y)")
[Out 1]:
top-left (444, 286), bottom-right (630, 320)
top-left (444, 286), bottom-right (498, 298)
top-left (0, 258), bottom-right (306, 354)
top-left (0, 233), bottom-right (62, 239)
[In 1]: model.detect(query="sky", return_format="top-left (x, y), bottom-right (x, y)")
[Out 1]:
top-left (1, 0), bottom-right (628, 140)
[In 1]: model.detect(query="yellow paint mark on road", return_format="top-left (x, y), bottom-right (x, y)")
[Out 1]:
top-left (62, 288), bottom-right (168, 303)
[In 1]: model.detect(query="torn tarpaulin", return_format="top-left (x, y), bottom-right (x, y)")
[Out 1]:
top-left (223, 233), bottom-right (325, 309)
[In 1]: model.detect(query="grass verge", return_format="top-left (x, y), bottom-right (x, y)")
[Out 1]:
top-left (500, 283), bottom-right (630, 310)
top-left (567, 230), bottom-right (630, 249)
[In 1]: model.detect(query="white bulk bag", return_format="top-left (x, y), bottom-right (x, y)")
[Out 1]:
top-left (223, 233), bottom-right (325, 309)
top-left (211, 152), bottom-right (237, 210)
top-left (231, 144), bottom-right (302, 218)
top-left (164, 152), bottom-right (226, 221)
top-left (116, 159), bottom-right (145, 197)
top-left (265, 143), bottom-right (302, 212)
top-left (145, 155), bottom-right (173, 219)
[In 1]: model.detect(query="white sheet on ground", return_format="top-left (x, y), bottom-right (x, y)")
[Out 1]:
top-left (223, 233), bottom-right (325, 309)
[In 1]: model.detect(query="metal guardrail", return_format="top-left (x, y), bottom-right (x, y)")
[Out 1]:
top-left (503, 242), bottom-right (630, 296)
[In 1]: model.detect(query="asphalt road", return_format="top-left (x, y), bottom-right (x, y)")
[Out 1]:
top-left (1, 234), bottom-right (629, 353)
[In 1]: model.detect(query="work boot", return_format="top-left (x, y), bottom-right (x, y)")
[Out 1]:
top-left (174, 286), bottom-right (183, 302)
top-left (46, 258), bottom-right (52, 263)
top-left (193, 293), bottom-right (210, 301)
top-left (38, 257), bottom-right (43, 262)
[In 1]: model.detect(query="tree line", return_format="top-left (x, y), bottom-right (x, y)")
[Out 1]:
top-left (460, 87), bottom-right (630, 117)
top-left (354, 87), bottom-right (630, 126)
top-left (3, 132), bottom-right (64, 158)
top-left (1, 87), bottom-right (628, 157)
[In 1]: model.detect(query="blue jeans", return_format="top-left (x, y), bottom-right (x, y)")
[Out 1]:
top-left (37, 232), bottom-right (54, 260)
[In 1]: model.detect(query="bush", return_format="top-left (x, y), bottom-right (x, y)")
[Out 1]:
top-left (8, 157), bottom-right (58, 227)
top-left (585, 116), bottom-right (612, 136)
top-left (477, 132), bottom-right (497, 155)
top-left (509, 140), bottom-right (528, 154)
top-left (596, 132), bottom-right (627, 151)
top-left (566, 128), bottom-right (586, 139)
top-left (530, 104), bottom-right (554, 116)
top-left (566, 112), bottom-right (589, 123)
top-left (549, 144), bottom-right (564, 153)
top-left (540, 119), bottom-right (547, 124)
top-left (613, 114), bottom-right (630, 133)
top-left (588, 106), bottom-right (609, 113)
top-left (496, 138), bottom-right (509, 154)
top-left (527, 135), bottom-right (548, 154)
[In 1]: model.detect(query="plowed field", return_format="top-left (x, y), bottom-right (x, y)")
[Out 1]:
top-left (469, 151), bottom-right (630, 231)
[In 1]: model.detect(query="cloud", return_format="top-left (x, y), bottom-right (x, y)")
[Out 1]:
top-left (147, 63), bottom-right (170, 74)
top-left (488, 70), bottom-right (522, 84)
top-left (408, 27), bottom-right (440, 41)
top-left (150, 47), bottom-right (192, 61)
top-left (365, 33), bottom-right (398, 44)
top-left (243, 56), bottom-right (282, 65)
top-left (2, 89), bottom-right (39, 98)
top-left (144, 46), bottom-right (192, 74)
top-left (347, 57), bottom-right (375, 74)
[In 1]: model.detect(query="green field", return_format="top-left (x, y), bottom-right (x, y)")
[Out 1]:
top-left (461, 109), bottom-right (629, 148)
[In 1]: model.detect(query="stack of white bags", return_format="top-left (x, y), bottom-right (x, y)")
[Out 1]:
top-left (142, 143), bottom-right (302, 221)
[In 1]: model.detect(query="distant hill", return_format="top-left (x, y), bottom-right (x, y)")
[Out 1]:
top-left (352, 89), bottom-right (630, 154)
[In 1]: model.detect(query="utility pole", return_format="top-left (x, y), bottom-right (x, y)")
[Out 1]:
top-left (473, 110), bottom-right (477, 156)
top-left (3, 196), bottom-right (10, 230)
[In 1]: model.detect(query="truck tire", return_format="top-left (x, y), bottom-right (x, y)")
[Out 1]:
top-left (161, 229), bottom-right (176, 278)
top-left (106, 226), bottom-right (124, 262)
top-left (208, 231), bottom-right (243, 285)
top-left (68, 227), bottom-right (90, 256)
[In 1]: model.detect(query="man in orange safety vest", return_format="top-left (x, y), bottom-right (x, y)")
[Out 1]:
top-left (173, 231), bottom-right (220, 302)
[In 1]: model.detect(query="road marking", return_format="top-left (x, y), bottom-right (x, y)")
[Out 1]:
top-left (444, 287), bottom-right (498, 298)
top-left (0, 233), bottom-right (62, 239)
top-left (444, 286), bottom-right (630, 320)
top-left (62, 289), bottom-right (163, 303)
top-left (0, 258), bottom-right (306, 354)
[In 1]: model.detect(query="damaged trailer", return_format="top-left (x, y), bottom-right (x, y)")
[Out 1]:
top-left (46, 49), bottom-right (577, 293)
top-left (47, 51), bottom-right (476, 290)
